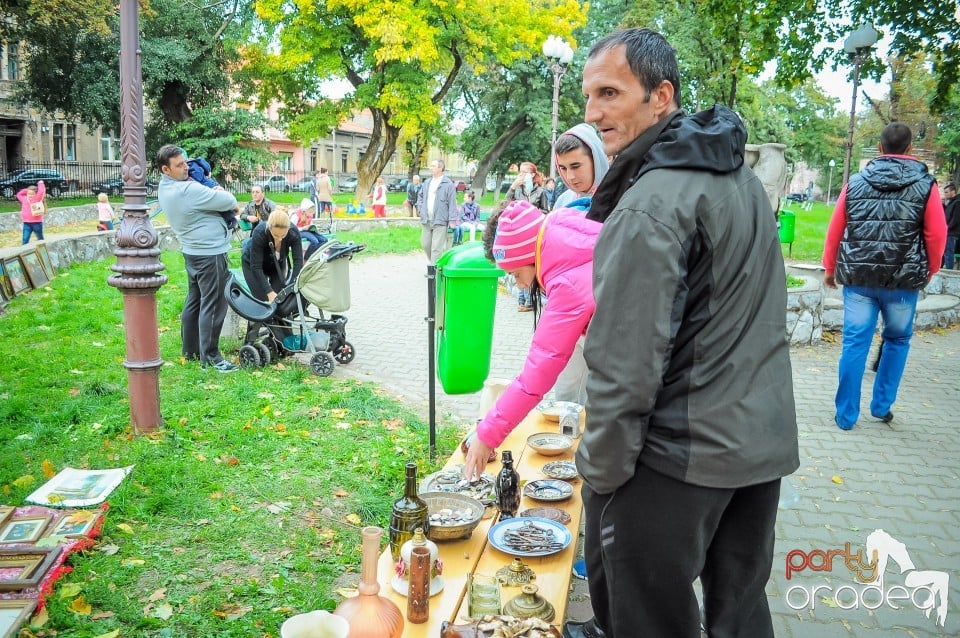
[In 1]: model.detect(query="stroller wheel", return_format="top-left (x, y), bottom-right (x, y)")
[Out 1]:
top-left (310, 351), bottom-right (336, 377)
top-left (333, 341), bottom-right (355, 364)
top-left (255, 342), bottom-right (271, 366)
top-left (264, 337), bottom-right (282, 360)
top-left (239, 344), bottom-right (261, 368)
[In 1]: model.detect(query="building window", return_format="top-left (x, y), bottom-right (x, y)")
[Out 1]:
top-left (278, 152), bottom-right (293, 172)
top-left (53, 124), bottom-right (64, 161)
top-left (310, 148), bottom-right (317, 172)
top-left (341, 152), bottom-right (348, 173)
top-left (66, 124), bottom-right (76, 161)
top-left (7, 47), bottom-right (18, 81)
top-left (101, 128), bottom-right (120, 161)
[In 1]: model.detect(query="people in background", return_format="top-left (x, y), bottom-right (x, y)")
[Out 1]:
top-left (370, 176), bottom-right (387, 218)
top-left (17, 181), bottom-right (46, 244)
top-left (242, 185), bottom-right (276, 231)
top-left (96, 193), bottom-right (115, 231)
top-left (289, 198), bottom-right (328, 261)
top-left (416, 160), bottom-right (457, 264)
top-left (943, 183), bottom-right (959, 269)
top-left (405, 175), bottom-right (422, 217)
top-left (552, 123), bottom-right (609, 211)
top-left (457, 190), bottom-right (481, 243)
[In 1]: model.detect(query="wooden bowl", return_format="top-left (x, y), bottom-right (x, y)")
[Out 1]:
top-left (420, 491), bottom-right (486, 541)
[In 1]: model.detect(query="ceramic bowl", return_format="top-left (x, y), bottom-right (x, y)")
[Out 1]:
top-left (526, 432), bottom-right (574, 457)
top-left (523, 479), bottom-right (575, 502)
top-left (536, 400), bottom-right (584, 423)
top-left (541, 460), bottom-right (579, 481)
top-left (420, 491), bottom-right (486, 541)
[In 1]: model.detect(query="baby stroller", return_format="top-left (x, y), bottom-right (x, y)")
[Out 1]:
top-left (225, 239), bottom-right (365, 376)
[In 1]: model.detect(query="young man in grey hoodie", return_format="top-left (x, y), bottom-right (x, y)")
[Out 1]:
top-left (552, 123), bottom-right (610, 211)
top-left (157, 144), bottom-right (241, 372)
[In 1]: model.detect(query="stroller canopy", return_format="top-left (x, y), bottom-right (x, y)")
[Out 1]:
top-left (295, 240), bottom-right (363, 313)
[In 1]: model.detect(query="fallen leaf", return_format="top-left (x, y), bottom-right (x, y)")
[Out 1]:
top-left (116, 523), bottom-right (135, 535)
top-left (230, 505), bottom-right (242, 512)
top-left (831, 476), bottom-right (843, 484)
top-left (69, 388), bottom-right (81, 396)
top-left (344, 513), bottom-right (362, 526)
top-left (12, 474), bottom-right (35, 489)
top-left (155, 602), bottom-right (174, 620)
top-left (47, 493), bottom-right (64, 504)
top-left (332, 489), bottom-right (349, 498)
top-left (59, 584), bottom-right (83, 599)
top-left (335, 587), bottom-right (358, 598)
top-left (67, 511), bottom-right (96, 523)
top-left (209, 492), bottom-right (223, 500)
top-left (41, 460), bottom-right (57, 478)
top-left (262, 405), bottom-right (272, 415)
top-left (275, 423), bottom-right (287, 432)
top-left (334, 422), bottom-right (351, 430)
top-left (330, 408), bottom-right (349, 418)
top-left (70, 595), bottom-right (92, 615)
top-left (121, 558), bottom-right (145, 567)
top-left (91, 611), bottom-right (116, 620)
top-left (93, 630), bottom-right (120, 638)
top-left (275, 362), bottom-right (286, 370)
top-left (213, 604), bottom-right (252, 621)
top-left (31, 606), bottom-right (49, 627)
top-left (382, 417), bottom-right (403, 430)
top-left (148, 587), bottom-right (167, 602)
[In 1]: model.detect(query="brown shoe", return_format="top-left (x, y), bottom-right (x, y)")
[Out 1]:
top-left (518, 305), bottom-right (533, 312)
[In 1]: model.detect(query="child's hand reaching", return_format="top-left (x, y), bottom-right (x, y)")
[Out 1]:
top-left (462, 432), bottom-right (495, 482)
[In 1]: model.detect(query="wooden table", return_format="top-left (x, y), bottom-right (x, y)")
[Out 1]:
top-left (376, 410), bottom-right (583, 637)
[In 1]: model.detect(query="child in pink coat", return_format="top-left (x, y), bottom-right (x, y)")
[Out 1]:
top-left (463, 199), bottom-right (600, 481)
top-left (18, 181), bottom-right (46, 244)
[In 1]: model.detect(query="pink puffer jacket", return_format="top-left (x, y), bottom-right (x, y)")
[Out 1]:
top-left (476, 207), bottom-right (600, 448)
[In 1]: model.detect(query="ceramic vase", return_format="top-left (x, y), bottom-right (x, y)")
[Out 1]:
top-left (406, 545), bottom-right (431, 624)
top-left (333, 526), bottom-right (404, 638)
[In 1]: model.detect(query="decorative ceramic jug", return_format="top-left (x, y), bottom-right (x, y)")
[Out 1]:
top-left (333, 526), bottom-right (404, 638)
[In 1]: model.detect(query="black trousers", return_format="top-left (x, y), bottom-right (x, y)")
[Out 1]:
top-left (181, 253), bottom-right (230, 363)
top-left (583, 464), bottom-right (780, 638)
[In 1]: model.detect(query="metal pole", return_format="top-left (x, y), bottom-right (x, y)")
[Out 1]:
top-left (826, 163), bottom-right (834, 205)
top-left (108, 0), bottom-right (168, 434)
top-left (426, 264), bottom-right (437, 460)
top-left (549, 67), bottom-right (561, 180)
top-left (842, 56), bottom-right (862, 187)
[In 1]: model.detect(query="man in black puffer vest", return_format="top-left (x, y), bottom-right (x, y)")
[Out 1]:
top-left (822, 122), bottom-right (946, 430)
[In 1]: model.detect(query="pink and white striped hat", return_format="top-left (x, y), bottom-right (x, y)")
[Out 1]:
top-left (492, 200), bottom-right (545, 270)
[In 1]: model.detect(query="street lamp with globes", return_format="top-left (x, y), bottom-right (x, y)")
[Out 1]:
top-left (841, 23), bottom-right (879, 186)
top-left (543, 35), bottom-right (574, 179)
top-left (826, 159), bottom-right (836, 204)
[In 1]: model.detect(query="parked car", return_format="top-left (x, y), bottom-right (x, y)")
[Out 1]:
top-left (250, 175), bottom-right (291, 192)
top-left (454, 180), bottom-right (469, 192)
top-left (290, 177), bottom-right (315, 192)
top-left (0, 169), bottom-right (79, 199)
top-left (785, 192), bottom-right (808, 203)
top-left (386, 177), bottom-right (407, 193)
top-left (91, 173), bottom-right (158, 197)
top-left (338, 176), bottom-right (359, 192)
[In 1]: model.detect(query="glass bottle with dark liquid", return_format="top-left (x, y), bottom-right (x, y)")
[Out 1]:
top-left (389, 462), bottom-right (430, 561)
top-left (496, 450), bottom-right (521, 520)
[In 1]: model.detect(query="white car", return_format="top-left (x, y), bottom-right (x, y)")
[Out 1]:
top-left (251, 175), bottom-right (291, 192)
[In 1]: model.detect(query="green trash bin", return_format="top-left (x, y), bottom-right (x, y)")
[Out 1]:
top-left (778, 211), bottom-right (796, 244)
top-left (435, 243), bottom-right (504, 394)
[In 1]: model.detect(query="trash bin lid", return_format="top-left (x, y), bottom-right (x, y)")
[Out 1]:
top-left (436, 243), bottom-right (504, 278)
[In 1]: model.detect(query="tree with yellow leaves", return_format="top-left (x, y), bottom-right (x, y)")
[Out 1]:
top-left (245, 0), bottom-right (586, 196)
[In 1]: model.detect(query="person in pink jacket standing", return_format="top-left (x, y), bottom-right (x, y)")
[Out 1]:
top-left (463, 199), bottom-right (601, 481)
top-left (18, 180), bottom-right (47, 244)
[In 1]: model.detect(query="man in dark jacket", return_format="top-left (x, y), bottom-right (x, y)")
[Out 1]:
top-left (822, 123), bottom-right (946, 429)
top-left (568, 28), bottom-right (799, 638)
top-left (943, 183), bottom-right (959, 269)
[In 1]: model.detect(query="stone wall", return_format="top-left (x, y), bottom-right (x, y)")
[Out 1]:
top-left (43, 226), bottom-right (181, 271)
top-left (786, 276), bottom-right (823, 344)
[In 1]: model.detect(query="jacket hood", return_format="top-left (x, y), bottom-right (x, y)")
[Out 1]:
top-left (554, 124), bottom-right (610, 210)
top-left (861, 156), bottom-right (930, 193)
top-left (538, 203), bottom-right (600, 288)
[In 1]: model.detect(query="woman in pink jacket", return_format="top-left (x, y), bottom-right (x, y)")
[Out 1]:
top-left (18, 180), bottom-right (46, 244)
top-left (464, 199), bottom-right (601, 481)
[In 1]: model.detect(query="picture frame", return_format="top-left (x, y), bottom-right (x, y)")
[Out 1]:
top-left (0, 516), bottom-right (52, 544)
top-left (35, 242), bottom-right (55, 279)
top-left (0, 547), bottom-right (61, 592)
top-left (0, 260), bottom-right (17, 298)
top-left (26, 466), bottom-right (134, 508)
top-left (0, 599), bottom-right (37, 638)
top-left (0, 507), bottom-right (12, 528)
top-left (48, 512), bottom-right (98, 539)
top-left (2, 259), bottom-right (30, 296)
top-left (19, 252), bottom-right (49, 289)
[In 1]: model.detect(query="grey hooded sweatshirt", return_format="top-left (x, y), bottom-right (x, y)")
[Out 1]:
top-left (552, 123), bottom-right (609, 210)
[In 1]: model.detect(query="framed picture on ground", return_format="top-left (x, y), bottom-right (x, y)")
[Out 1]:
top-left (20, 252), bottom-right (49, 289)
top-left (35, 243), bottom-right (55, 280)
top-left (0, 547), bottom-right (61, 591)
top-left (0, 516), bottom-right (52, 544)
top-left (0, 598), bottom-right (37, 638)
top-left (0, 507), bottom-right (12, 528)
top-left (0, 260), bottom-right (16, 298)
top-left (48, 511), bottom-right (98, 539)
top-left (2, 259), bottom-right (30, 296)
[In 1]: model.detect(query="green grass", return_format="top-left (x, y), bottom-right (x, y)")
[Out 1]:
top-left (779, 200), bottom-right (833, 263)
top-left (0, 252), bottom-right (462, 636)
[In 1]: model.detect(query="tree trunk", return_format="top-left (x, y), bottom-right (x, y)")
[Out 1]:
top-left (472, 115), bottom-right (528, 197)
top-left (355, 108), bottom-right (401, 199)
top-left (408, 134), bottom-right (428, 179)
top-left (158, 81), bottom-right (193, 123)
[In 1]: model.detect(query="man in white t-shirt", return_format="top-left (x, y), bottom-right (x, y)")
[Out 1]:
top-left (416, 159), bottom-right (457, 264)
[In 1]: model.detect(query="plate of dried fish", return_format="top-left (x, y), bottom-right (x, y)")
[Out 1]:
top-left (488, 517), bottom-right (572, 557)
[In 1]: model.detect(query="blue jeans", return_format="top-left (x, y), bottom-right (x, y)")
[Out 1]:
top-left (451, 225), bottom-right (464, 244)
top-left (518, 288), bottom-right (531, 307)
top-left (944, 235), bottom-right (957, 269)
top-left (835, 286), bottom-right (918, 427)
top-left (22, 222), bottom-right (43, 244)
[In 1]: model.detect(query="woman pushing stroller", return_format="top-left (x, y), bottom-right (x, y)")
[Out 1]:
top-left (463, 198), bottom-right (601, 482)
top-left (242, 209), bottom-right (304, 345)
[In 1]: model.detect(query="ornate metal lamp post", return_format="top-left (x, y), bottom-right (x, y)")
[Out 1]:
top-left (826, 158), bottom-right (836, 204)
top-left (841, 24), bottom-right (879, 186)
top-left (107, 0), bottom-right (167, 433)
top-left (542, 35), bottom-right (574, 180)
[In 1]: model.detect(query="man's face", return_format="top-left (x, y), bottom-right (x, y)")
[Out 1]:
top-left (429, 161), bottom-right (442, 178)
top-left (557, 147), bottom-right (595, 195)
top-left (946, 187), bottom-right (956, 200)
top-left (413, 176), bottom-right (420, 184)
top-left (583, 45), bottom-right (670, 157)
top-left (251, 187), bottom-right (264, 203)
top-left (162, 153), bottom-right (189, 181)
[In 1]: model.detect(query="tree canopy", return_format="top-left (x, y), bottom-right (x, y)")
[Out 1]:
top-left (246, 0), bottom-right (587, 195)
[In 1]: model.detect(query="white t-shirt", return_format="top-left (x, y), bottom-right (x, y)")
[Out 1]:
top-left (426, 177), bottom-right (442, 222)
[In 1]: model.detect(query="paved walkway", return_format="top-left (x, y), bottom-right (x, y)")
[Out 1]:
top-left (340, 252), bottom-right (960, 636)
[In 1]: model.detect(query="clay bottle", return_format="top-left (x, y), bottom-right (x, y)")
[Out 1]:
top-left (406, 545), bottom-right (431, 624)
top-left (333, 526), bottom-right (404, 638)
top-left (389, 463), bottom-right (430, 561)
top-left (496, 450), bottom-right (521, 520)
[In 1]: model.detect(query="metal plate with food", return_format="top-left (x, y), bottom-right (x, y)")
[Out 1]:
top-left (541, 460), bottom-right (578, 481)
top-left (523, 479), bottom-right (575, 502)
top-left (488, 517), bottom-right (572, 557)
top-left (420, 466), bottom-right (496, 505)
top-left (519, 507), bottom-right (572, 525)
top-left (535, 400), bottom-right (583, 422)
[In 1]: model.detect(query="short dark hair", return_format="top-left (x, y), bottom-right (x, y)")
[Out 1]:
top-left (555, 133), bottom-right (590, 156)
top-left (157, 144), bottom-right (184, 169)
top-left (946, 183), bottom-right (957, 193)
top-left (588, 28), bottom-right (681, 107)
top-left (880, 122), bottom-right (912, 155)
